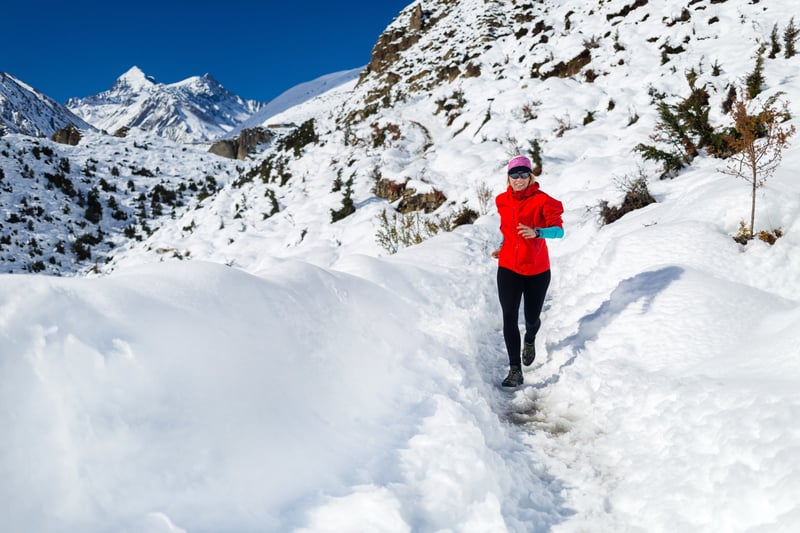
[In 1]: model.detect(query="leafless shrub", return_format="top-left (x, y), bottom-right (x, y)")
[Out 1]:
top-left (554, 114), bottom-right (574, 137)
top-left (597, 169), bottom-right (656, 225)
top-left (476, 182), bottom-right (494, 215)
top-left (521, 100), bottom-right (541, 121)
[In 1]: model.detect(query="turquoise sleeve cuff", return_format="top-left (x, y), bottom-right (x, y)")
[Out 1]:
top-left (536, 226), bottom-right (564, 239)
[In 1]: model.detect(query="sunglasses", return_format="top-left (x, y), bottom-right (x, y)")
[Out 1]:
top-left (508, 170), bottom-right (531, 180)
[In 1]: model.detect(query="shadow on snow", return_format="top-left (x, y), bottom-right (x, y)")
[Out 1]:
top-left (536, 265), bottom-right (685, 390)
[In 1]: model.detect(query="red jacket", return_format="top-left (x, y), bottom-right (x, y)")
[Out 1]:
top-left (496, 182), bottom-right (564, 276)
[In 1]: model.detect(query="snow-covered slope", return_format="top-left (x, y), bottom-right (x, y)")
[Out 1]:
top-left (0, 72), bottom-right (93, 137)
top-left (67, 66), bottom-right (265, 142)
top-left (231, 67), bottom-right (364, 134)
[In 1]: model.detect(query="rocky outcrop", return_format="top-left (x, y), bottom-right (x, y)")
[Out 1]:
top-left (208, 127), bottom-right (272, 159)
top-left (208, 139), bottom-right (238, 159)
top-left (398, 189), bottom-right (447, 214)
top-left (537, 48), bottom-right (593, 80)
top-left (375, 177), bottom-right (447, 214)
top-left (51, 124), bottom-right (82, 145)
top-left (361, 4), bottom-right (426, 82)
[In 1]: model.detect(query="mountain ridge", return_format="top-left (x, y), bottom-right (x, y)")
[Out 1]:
top-left (65, 65), bottom-right (266, 143)
top-left (0, 72), bottom-right (94, 137)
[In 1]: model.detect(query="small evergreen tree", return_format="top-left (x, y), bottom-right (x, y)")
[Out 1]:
top-left (330, 176), bottom-right (355, 222)
top-left (768, 24), bottom-right (781, 59)
top-left (331, 169), bottom-right (344, 192)
top-left (84, 188), bottom-right (103, 224)
top-left (635, 70), bottom-right (735, 177)
top-left (784, 17), bottom-right (799, 58)
top-left (675, 77), bottom-right (720, 153)
top-left (745, 47), bottom-right (765, 99)
top-left (635, 100), bottom-right (692, 178)
top-left (528, 139), bottom-right (543, 174)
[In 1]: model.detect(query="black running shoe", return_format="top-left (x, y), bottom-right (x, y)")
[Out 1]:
top-left (522, 340), bottom-right (536, 366)
top-left (501, 366), bottom-right (524, 387)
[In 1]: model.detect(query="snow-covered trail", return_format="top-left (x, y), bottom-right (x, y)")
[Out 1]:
top-left (499, 163), bottom-right (800, 532)
top-left (329, 140), bottom-right (800, 531)
top-left (331, 222), bottom-right (576, 531)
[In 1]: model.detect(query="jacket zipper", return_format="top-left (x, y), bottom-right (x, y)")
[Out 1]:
top-left (513, 202), bottom-right (521, 271)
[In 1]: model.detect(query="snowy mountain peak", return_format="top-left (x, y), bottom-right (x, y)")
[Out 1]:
top-left (171, 72), bottom-right (229, 97)
top-left (112, 65), bottom-right (156, 92)
top-left (67, 67), bottom-right (266, 142)
top-left (201, 72), bottom-right (220, 84)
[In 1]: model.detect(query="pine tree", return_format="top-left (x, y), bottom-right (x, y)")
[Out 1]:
top-left (784, 18), bottom-right (799, 58)
top-left (745, 47), bottom-right (765, 98)
top-left (84, 189), bottom-right (103, 224)
top-left (768, 24), bottom-right (781, 59)
top-left (330, 176), bottom-right (355, 222)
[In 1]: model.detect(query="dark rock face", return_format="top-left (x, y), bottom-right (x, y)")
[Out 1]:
top-left (208, 127), bottom-right (272, 159)
top-left (375, 177), bottom-right (447, 214)
top-left (208, 139), bottom-right (238, 159)
top-left (51, 124), bottom-right (82, 145)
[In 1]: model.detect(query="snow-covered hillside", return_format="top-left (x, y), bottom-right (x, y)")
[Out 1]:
top-left (2, 0), bottom-right (800, 531)
top-left (0, 130), bottom-right (240, 275)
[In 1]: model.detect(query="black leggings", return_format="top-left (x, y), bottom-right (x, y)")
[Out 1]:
top-left (497, 267), bottom-right (551, 367)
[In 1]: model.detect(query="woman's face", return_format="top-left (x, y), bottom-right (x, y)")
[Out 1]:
top-left (508, 169), bottom-right (532, 191)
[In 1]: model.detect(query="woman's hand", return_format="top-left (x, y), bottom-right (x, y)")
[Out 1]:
top-left (491, 248), bottom-right (501, 258)
top-left (517, 224), bottom-right (539, 239)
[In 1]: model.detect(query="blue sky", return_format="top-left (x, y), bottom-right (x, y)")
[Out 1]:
top-left (3, 0), bottom-right (411, 104)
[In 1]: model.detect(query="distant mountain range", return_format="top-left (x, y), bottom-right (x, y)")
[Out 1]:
top-left (65, 66), bottom-right (266, 143)
top-left (1, 65), bottom-right (362, 144)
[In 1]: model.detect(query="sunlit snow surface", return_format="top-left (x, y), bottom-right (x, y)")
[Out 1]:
top-left (3, 0), bottom-right (800, 531)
